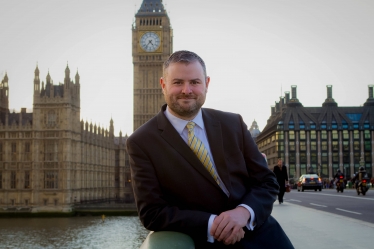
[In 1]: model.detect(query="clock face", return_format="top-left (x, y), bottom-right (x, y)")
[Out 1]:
top-left (140, 32), bottom-right (161, 52)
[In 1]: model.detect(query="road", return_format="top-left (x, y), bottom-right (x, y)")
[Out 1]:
top-left (284, 187), bottom-right (374, 224)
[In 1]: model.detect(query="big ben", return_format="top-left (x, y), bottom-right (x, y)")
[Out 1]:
top-left (132, 0), bottom-right (173, 131)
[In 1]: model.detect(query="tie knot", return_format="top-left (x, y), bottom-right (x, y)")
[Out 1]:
top-left (186, 121), bottom-right (195, 132)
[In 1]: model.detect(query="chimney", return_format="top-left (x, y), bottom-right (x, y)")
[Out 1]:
top-left (322, 85), bottom-right (337, 107)
top-left (285, 91), bottom-right (290, 103)
top-left (287, 85), bottom-right (302, 107)
top-left (364, 84), bottom-right (374, 106)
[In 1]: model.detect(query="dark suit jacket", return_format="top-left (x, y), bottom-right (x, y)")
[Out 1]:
top-left (126, 104), bottom-right (280, 245)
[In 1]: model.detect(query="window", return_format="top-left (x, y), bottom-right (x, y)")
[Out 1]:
top-left (289, 131), bottom-right (295, 140)
top-left (343, 130), bottom-right (349, 139)
top-left (311, 153), bottom-right (317, 163)
top-left (289, 141), bottom-right (295, 151)
top-left (11, 143), bottom-right (17, 161)
top-left (353, 130), bottom-right (359, 139)
top-left (353, 141), bottom-right (360, 150)
top-left (44, 171), bottom-right (58, 189)
top-left (311, 141), bottom-right (317, 151)
top-left (364, 130), bottom-right (370, 139)
top-left (24, 171), bottom-right (30, 188)
top-left (321, 131), bottom-right (327, 139)
top-left (343, 152), bottom-right (350, 163)
top-left (299, 130), bottom-right (306, 140)
top-left (45, 140), bottom-right (57, 161)
top-left (332, 152), bottom-right (339, 162)
top-left (300, 153), bottom-right (307, 163)
top-left (321, 141), bottom-right (328, 151)
top-left (276, 131), bottom-right (284, 140)
top-left (25, 142), bottom-right (31, 161)
top-left (310, 130), bottom-right (316, 139)
top-left (365, 152), bottom-right (371, 163)
top-left (364, 141), bottom-right (371, 151)
top-left (332, 130), bottom-right (338, 139)
top-left (300, 141), bottom-right (306, 151)
top-left (289, 153), bottom-right (296, 163)
top-left (343, 141), bottom-right (349, 151)
top-left (332, 141), bottom-right (339, 151)
top-left (322, 153), bottom-right (328, 163)
top-left (10, 171), bottom-right (16, 189)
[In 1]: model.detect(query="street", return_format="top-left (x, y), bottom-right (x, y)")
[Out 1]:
top-left (271, 189), bottom-right (374, 249)
top-left (283, 188), bottom-right (374, 224)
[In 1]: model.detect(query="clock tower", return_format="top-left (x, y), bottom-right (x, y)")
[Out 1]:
top-left (132, 0), bottom-right (173, 131)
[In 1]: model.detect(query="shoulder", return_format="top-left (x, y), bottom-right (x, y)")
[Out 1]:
top-left (127, 115), bottom-right (159, 142)
top-left (202, 108), bottom-right (241, 120)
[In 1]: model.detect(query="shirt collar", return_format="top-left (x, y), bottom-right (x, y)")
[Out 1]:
top-left (165, 106), bottom-right (204, 135)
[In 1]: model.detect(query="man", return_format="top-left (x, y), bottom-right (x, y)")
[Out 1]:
top-left (273, 159), bottom-right (289, 204)
top-left (351, 166), bottom-right (369, 189)
top-left (126, 50), bottom-right (293, 248)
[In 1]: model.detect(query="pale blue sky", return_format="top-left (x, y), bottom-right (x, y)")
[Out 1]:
top-left (1, 0), bottom-right (373, 136)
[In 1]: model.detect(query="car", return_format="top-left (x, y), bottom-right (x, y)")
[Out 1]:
top-left (297, 174), bottom-right (322, 192)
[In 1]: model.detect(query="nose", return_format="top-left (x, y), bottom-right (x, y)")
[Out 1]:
top-left (181, 83), bottom-right (192, 94)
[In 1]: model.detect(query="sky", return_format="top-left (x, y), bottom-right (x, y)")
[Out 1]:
top-left (1, 0), bottom-right (374, 136)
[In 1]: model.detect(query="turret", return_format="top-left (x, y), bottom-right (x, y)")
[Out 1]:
top-left (1, 72), bottom-right (9, 109)
top-left (75, 70), bottom-right (80, 85)
top-left (109, 118), bottom-right (114, 138)
top-left (64, 64), bottom-right (71, 89)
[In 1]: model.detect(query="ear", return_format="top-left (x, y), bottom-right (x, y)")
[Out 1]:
top-left (205, 76), bottom-right (210, 92)
top-left (160, 77), bottom-right (165, 92)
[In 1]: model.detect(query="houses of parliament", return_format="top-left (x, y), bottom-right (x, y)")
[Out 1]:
top-left (0, 0), bottom-right (172, 214)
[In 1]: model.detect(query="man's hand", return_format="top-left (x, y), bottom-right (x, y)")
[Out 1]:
top-left (210, 206), bottom-right (250, 245)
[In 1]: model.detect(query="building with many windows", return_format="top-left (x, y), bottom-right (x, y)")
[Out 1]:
top-left (256, 85), bottom-right (374, 180)
top-left (0, 66), bottom-right (133, 214)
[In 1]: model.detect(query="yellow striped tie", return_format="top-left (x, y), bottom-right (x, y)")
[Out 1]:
top-left (186, 121), bottom-right (220, 186)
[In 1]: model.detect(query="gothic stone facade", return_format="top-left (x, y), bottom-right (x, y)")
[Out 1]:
top-left (0, 67), bottom-right (133, 213)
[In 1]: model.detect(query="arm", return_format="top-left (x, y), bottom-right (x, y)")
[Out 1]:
top-left (126, 136), bottom-right (211, 239)
top-left (210, 113), bottom-right (279, 243)
top-left (237, 114), bottom-right (279, 226)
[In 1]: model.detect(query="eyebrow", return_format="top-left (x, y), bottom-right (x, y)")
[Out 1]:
top-left (172, 78), bottom-right (202, 82)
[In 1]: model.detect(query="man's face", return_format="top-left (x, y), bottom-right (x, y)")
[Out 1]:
top-left (278, 160), bottom-right (282, 166)
top-left (160, 61), bottom-right (210, 120)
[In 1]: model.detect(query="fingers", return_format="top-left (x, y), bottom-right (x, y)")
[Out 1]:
top-left (223, 227), bottom-right (245, 245)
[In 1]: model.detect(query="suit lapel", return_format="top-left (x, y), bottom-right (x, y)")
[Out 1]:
top-left (202, 109), bottom-right (231, 192)
top-left (156, 105), bottom-right (221, 187)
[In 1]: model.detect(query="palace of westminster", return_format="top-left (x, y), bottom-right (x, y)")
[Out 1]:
top-left (1, 0), bottom-right (373, 213)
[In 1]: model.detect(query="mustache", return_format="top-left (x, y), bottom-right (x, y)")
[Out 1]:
top-left (177, 94), bottom-right (196, 99)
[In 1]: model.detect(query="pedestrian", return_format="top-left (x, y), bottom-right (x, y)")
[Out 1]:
top-left (126, 50), bottom-right (294, 248)
top-left (273, 158), bottom-right (289, 204)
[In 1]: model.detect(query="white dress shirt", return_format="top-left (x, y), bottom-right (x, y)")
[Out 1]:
top-left (164, 106), bottom-right (256, 243)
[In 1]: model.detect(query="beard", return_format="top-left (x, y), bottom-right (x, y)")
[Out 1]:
top-left (166, 93), bottom-right (206, 119)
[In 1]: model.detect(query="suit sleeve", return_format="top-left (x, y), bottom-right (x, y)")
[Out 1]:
top-left (236, 115), bottom-right (279, 228)
top-left (126, 137), bottom-right (211, 239)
